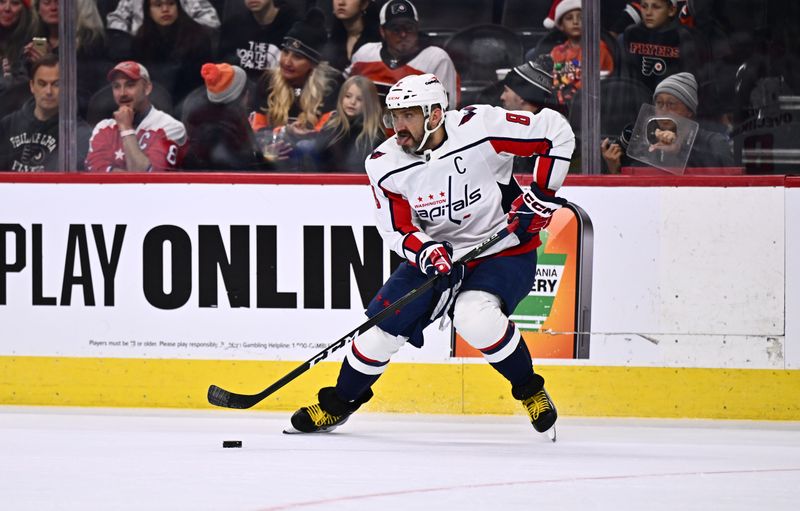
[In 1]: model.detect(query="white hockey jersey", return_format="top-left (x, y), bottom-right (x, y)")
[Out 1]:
top-left (365, 105), bottom-right (575, 262)
top-left (346, 42), bottom-right (460, 107)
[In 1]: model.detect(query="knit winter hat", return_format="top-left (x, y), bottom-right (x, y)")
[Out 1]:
top-left (502, 58), bottom-right (553, 106)
top-left (653, 72), bottom-right (698, 113)
top-left (201, 63), bottom-right (247, 104)
top-left (554, 0), bottom-right (581, 26)
top-left (282, 8), bottom-right (327, 64)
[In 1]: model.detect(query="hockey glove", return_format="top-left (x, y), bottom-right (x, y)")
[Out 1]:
top-left (507, 186), bottom-right (568, 243)
top-left (416, 241), bottom-right (465, 292)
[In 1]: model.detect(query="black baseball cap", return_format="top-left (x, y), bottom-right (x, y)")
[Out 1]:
top-left (379, 0), bottom-right (419, 27)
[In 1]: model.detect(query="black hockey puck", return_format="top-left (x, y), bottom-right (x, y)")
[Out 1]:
top-left (222, 440), bottom-right (242, 448)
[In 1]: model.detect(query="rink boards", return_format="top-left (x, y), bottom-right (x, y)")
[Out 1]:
top-left (1, 356), bottom-right (799, 420)
top-left (1, 174), bottom-right (799, 420)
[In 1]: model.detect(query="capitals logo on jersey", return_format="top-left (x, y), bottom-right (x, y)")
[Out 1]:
top-left (414, 175), bottom-right (482, 225)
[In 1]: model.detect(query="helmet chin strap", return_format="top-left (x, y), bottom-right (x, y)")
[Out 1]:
top-left (415, 108), bottom-right (445, 153)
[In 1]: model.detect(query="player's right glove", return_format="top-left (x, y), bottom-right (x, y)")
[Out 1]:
top-left (416, 240), bottom-right (465, 292)
top-left (507, 186), bottom-right (567, 243)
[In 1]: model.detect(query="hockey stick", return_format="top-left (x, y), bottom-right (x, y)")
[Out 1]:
top-left (207, 227), bottom-right (511, 409)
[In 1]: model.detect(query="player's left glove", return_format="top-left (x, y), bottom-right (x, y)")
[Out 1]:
top-left (507, 186), bottom-right (567, 243)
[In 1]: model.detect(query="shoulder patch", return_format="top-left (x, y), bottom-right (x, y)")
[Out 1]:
top-left (459, 106), bottom-right (478, 126)
top-left (370, 150), bottom-right (385, 159)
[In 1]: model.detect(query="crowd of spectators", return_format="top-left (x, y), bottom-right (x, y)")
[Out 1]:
top-left (0, 0), bottom-right (797, 174)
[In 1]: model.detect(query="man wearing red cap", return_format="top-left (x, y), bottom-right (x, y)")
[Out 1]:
top-left (85, 61), bottom-right (187, 172)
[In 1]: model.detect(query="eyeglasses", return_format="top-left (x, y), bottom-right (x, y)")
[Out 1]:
top-left (655, 99), bottom-right (682, 111)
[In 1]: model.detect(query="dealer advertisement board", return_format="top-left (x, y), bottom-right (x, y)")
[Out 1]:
top-left (0, 182), bottom-right (593, 362)
top-left (1, 178), bottom-right (793, 370)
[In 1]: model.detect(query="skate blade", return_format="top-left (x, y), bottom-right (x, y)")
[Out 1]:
top-left (545, 426), bottom-right (557, 442)
top-left (282, 425), bottom-right (339, 435)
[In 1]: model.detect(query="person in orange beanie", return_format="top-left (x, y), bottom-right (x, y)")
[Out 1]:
top-left (182, 62), bottom-right (268, 171)
top-left (201, 62), bottom-right (247, 104)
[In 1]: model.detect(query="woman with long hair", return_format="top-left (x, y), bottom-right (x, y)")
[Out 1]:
top-left (0, 0), bottom-right (34, 96)
top-left (313, 75), bottom-right (385, 172)
top-left (24, 0), bottom-right (57, 59)
top-left (132, 0), bottom-right (213, 104)
top-left (22, 0), bottom-right (111, 120)
top-left (324, 0), bottom-right (380, 74)
top-left (252, 8), bottom-right (340, 170)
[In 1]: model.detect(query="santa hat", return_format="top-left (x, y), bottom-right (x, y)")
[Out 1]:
top-left (543, 0), bottom-right (559, 29)
top-left (554, 0), bottom-right (582, 26)
top-left (544, 0), bottom-right (582, 29)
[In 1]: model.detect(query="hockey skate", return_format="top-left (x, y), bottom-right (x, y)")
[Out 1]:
top-left (284, 387), bottom-right (373, 434)
top-left (512, 375), bottom-right (558, 442)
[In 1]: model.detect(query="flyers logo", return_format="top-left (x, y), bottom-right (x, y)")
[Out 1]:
top-left (370, 150), bottom-right (385, 159)
top-left (641, 57), bottom-right (666, 77)
top-left (459, 106), bottom-right (477, 126)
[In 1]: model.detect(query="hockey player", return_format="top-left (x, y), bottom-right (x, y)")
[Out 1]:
top-left (287, 73), bottom-right (575, 436)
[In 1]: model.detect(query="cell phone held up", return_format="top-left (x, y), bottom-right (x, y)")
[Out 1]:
top-left (32, 37), bottom-right (48, 56)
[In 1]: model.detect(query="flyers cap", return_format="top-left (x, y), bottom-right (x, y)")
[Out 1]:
top-left (107, 61), bottom-right (151, 82)
top-left (379, 0), bottom-right (418, 27)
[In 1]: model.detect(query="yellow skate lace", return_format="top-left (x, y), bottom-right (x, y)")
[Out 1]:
top-left (306, 404), bottom-right (340, 427)
top-left (523, 390), bottom-right (552, 421)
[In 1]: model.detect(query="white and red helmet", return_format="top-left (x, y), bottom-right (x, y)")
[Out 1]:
top-left (385, 73), bottom-right (448, 117)
top-left (385, 74), bottom-right (448, 152)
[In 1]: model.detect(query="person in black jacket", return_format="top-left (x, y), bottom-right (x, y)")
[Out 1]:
top-left (619, 0), bottom-right (705, 93)
top-left (323, 0), bottom-right (381, 74)
top-left (182, 62), bottom-right (267, 171)
top-left (131, 0), bottom-right (214, 106)
top-left (217, 0), bottom-right (298, 83)
top-left (0, 54), bottom-right (89, 171)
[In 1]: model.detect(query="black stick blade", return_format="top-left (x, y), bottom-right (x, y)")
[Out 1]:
top-left (207, 385), bottom-right (262, 409)
top-left (207, 385), bottom-right (232, 407)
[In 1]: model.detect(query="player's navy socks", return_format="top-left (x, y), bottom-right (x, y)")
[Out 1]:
top-left (335, 358), bottom-right (380, 403)
top-left (489, 336), bottom-right (536, 387)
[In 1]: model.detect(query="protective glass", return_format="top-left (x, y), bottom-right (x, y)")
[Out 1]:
top-left (625, 104), bottom-right (699, 174)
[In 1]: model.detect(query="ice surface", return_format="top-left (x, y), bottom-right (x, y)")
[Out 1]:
top-left (1, 407), bottom-right (798, 510)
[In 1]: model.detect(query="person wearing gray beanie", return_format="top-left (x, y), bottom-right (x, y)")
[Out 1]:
top-left (653, 72), bottom-right (698, 115)
top-left (603, 69), bottom-right (735, 172)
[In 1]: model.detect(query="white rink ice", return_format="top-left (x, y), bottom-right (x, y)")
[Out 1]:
top-left (1, 407), bottom-right (799, 511)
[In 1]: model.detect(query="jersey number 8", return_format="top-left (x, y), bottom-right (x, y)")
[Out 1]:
top-left (505, 113), bottom-right (531, 126)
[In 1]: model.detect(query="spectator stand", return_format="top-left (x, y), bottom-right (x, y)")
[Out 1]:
top-left (443, 24), bottom-right (524, 108)
top-left (413, 0), bottom-right (494, 49)
top-left (500, 0), bottom-right (552, 54)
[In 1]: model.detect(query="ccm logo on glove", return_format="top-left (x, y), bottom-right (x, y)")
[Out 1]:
top-left (507, 186), bottom-right (567, 243)
top-left (523, 190), bottom-right (560, 216)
